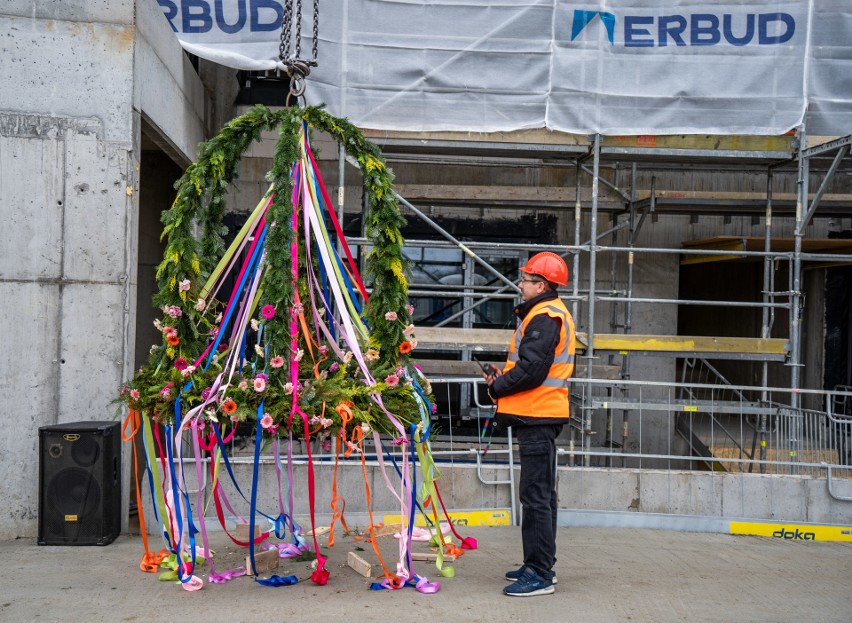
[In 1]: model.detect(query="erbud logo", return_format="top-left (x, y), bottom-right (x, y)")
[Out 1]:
top-left (159, 0), bottom-right (285, 34)
top-left (570, 7), bottom-right (796, 48)
top-left (571, 10), bottom-right (616, 44)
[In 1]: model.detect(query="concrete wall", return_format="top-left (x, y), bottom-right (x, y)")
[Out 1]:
top-left (0, 0), bottom-right (207, 538)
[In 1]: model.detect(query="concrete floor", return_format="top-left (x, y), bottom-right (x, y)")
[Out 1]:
top-left (1, 526), bottom-right (850, 623)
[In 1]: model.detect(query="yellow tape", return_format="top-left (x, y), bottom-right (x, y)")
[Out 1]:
top-left (730, 521), bottom-right (852, 542)
top-left (683, 405), bottom-right (698, 412)
top-left (384, 509), bottom-right (511, 527)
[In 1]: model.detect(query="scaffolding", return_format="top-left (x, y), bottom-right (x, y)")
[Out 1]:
top-left (334, 128), bottom-right (852, 480)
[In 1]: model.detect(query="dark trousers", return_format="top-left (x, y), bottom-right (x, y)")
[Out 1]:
top-left (516, 424), bottom-right (561, 579)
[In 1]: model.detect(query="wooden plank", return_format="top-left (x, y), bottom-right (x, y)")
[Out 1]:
top-left (347, 552), bottom-right (372, 577)
top-left (373, 523), bottom-right (402, 537)
top-left (410, 552), bottom-right (457, 562)
top-left (416, 326), bottom-right (789, 357)
top-left (234, 523), bottom-right (263, 543)
top-left (306, 526), bottom-right (330, 537)
top-left (245, 549), bottom-right (279, 576)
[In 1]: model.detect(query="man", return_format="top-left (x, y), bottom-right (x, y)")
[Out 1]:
top-left (485, 251), bottom-right (575, 597)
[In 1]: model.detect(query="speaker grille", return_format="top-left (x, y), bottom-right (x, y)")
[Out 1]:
top-left (39, 421), bottom-right (121, 546)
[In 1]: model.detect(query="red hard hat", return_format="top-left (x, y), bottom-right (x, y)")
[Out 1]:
top-left (521, 252), bottom-right (569, 286)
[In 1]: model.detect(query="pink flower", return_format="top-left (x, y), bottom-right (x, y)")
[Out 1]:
top-left (195, 298), bottom-right (206, 312)
top-left (431, 403), bottom-right (438, 414)
top-left (174, 358), bottom-right (188, 371)
top-left (256, 373), bottom-right (268, 381)
top-left (403, 324), bottom-right (415, 336)
top-left (406, 304), bottom-right (415, 315)
top-left (164, 326), bottom-right (178, 338)
top-left (260, 414), bottom-right (274, 429)
top-left (384, 311), bottom-right (398, 321)
top-left (292, 303), bottom-right (304, 315)
top-left (261, 305), bottom-right (275, 319)
top-left (201, 388), bottom-right (212, 401)
top-left (160, 386), bottom-right (171, 398)
top-left (167, 306), bottom-right (183, 318)
top-left (283, 382), bottom-right (294, 395)
top-left (319, 345), bottom-right (329, 355)
top-left (384, 374), bottom-right (399, 387)
top-left (253, 377), bottom-right (266, 392)
top-left (209, 327), bottom-right (219, 337)
top-left (238, 380), bottom-right (248, 391)
top-left (129, 389), bottom-right (140, 401)
top-left (178, 279), bottom-right (191, 292)
top-left (270, 356), bottom-right (285, 368)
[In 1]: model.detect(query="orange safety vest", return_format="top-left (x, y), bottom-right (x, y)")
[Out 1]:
top-left (496, 297), bottom-right (575, 419)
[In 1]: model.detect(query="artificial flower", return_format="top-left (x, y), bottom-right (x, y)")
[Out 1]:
top-left (174, 358), bottom-right (188, 371)
top-left (270, 356), bottom-right (285, 368)
top-left (384, 374), bottom-right (399, 387)
top-left (283, 382), bottom-right (294, 395)
top-left (261, 305), bottom-right (275, 319)
top-left (406, 304), bottom-right (415, 315)
top-left (222, 399), bottom-right (237, 414)
top-left (166, 306), bottom-right (182, 318)
top-left (178, 279), bottom-right (191, 292)
top-left (253, 377), bottom-right (267, 392)
top-left (167, 335), bottom-right (180, 346)
top-left (294, 349), bottom-right (304, 362)
top-left (384, 311), bottom-right (398, 321)
top-left (260, 414), bottom-right (274, 429)
top-left (399, 341), bottom-right (413, 354)
top-left (195, 298), bottom-right (206, 312)
top-left (129, 389), bottom-right (140, 401)
top-left (403, 324), bottom-right (415, 335)
top-left (292, 303), bottom-right (304, 315)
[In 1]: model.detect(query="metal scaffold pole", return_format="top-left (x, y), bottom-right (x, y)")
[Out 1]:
top-left (758, 167), bottom-right (774, 473)
top-left (584, 134), bottom-right (601, 464)
top-left (791, 126), bottom-right (808, 474)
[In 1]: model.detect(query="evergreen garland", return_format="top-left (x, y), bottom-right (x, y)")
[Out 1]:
top-left (120, 104), bottom-right (425, 436)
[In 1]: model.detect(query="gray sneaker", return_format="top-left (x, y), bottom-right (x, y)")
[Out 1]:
top-left (504, 565), bottom-right (557, 584)
top-left (503, 567), bottom-right (555, 597)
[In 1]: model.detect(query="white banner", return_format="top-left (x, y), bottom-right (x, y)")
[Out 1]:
top-left (155, 0), bottom-right (852, 136)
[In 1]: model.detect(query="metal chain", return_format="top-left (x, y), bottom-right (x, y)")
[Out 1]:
top-left (278, 0), bottom-right (320, 98)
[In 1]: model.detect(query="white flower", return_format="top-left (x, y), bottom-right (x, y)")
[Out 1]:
top-left (153, 319), bottom-right (163, 331)
top-left (283, 382), bottom-right (294, 395)
top-left (343, 352), bottom-right (353, 364)
top-left (403, 324), bottom-right (415, 336)
top-left (195, 298), bottom-right (206, 312)
top-left (215, 313), bottom-right (222, 323)
top-left (178, 279), bottom-right (191, 292)
top-left (254, 344), bottom-right (265, 358)
top-left (250, 318), bottom-right (259, 331)
top-left (294, 349), bottom-right (304, 362)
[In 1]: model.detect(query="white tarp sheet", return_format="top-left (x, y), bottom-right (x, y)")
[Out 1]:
top-left (157, 0), bottom-right (852, 136)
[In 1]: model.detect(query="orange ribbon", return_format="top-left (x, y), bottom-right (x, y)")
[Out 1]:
top-left (122, 409), bottom-right (160, 572)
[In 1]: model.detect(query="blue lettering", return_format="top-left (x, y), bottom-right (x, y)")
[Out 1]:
top-left (215, 0), bottom-right (247, 34)
top-left (723, 14), bottom-right (754, 46)
top-left (624, 16), bottom-right (654, 48)
top-left (690, 14), bottom-right (720, 46)
top-left (158, 0), bottom-right (179, 32)
top-left (658, 15), bottom-right (687, 47)
top-left (759, 13), bottom-right (795, 45)
top-left (182, 0), bottom-right (212, 34)
top-left (250, 0), bottom-right (284, 32)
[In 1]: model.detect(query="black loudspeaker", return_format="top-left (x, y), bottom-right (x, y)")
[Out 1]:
top-left (38, 421), bottom-right (121, 545)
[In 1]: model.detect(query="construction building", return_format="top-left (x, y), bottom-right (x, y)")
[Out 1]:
top-left (1, 0), bottom-right (850, 540)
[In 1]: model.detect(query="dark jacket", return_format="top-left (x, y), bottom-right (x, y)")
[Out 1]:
top-left (489, 290), bottom-right (571, 428)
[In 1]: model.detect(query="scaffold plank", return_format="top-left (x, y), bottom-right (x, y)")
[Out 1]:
top-left (415, 327), bottom-right (789, 358)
